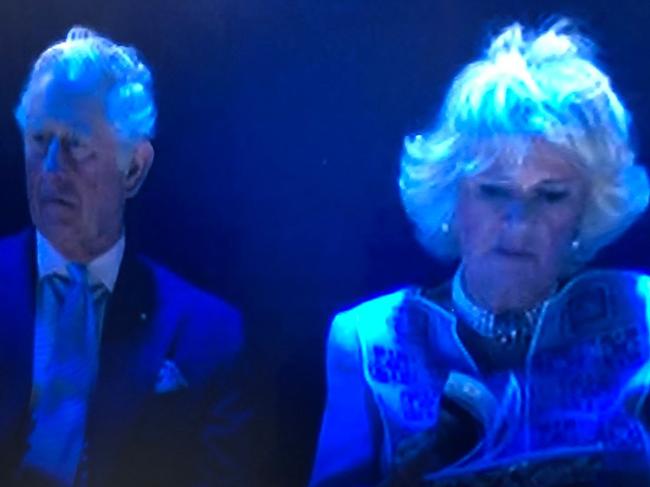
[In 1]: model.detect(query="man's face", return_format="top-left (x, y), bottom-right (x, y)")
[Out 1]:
top-left (23, 76), bottom-right (130, 261)
top-left (455, 139), bottom-right (588, 311)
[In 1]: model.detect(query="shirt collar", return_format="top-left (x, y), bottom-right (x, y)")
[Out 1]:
top-left (451, 265), bottom-right (548, 337)
top-left (36, 231), bottom-right (125, 292)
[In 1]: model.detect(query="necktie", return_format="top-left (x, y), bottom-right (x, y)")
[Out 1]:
top-left (47, 264), bottom-right (99, 403)
top-left (24, 264), bottom-right (102, 486)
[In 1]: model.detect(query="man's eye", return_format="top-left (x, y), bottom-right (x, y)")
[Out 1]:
top-left (478, 184), bottom-right (510, 199)
top-left (64, 136), bottom-right (87, 150)
top-left (68, 137), bottom-right (82, 148)
top-left (64, 137), bottom-right (92, 159)
top-left (30, 133), bottom-right (48, 146)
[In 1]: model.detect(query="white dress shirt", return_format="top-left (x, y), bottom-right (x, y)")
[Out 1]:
top-left (22, 232), bottom-right (125, 485)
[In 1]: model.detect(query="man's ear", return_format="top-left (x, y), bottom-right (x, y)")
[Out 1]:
top-left (124, 140), bottom-right (154, 198)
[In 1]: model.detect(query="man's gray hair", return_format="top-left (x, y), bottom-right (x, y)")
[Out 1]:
top-left (16, 26), bottom-right (156, 142)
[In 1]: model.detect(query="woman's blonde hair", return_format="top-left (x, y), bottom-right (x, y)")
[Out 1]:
top-left (400, 20), bottom-right (649, 264)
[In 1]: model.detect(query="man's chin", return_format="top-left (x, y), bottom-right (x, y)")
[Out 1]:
top-left (35, 202), bottom-right (80, 226)
top-left (34, 219), bottom-right (81, 245)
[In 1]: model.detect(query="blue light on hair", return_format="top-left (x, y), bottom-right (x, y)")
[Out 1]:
top-left (15, 26), bottom-right (157, 141)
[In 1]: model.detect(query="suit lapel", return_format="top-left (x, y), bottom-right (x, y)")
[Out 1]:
top-left (0, 231), bottom-right (36, 469)
top-left (86, 251), bottom-right (179, 484)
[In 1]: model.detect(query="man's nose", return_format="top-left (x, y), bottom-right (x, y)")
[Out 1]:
top-left (44, 137), bottom-right (62, 172)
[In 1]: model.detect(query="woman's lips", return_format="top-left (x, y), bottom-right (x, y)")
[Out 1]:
top-left (494, 247), bottom-right (535, 259)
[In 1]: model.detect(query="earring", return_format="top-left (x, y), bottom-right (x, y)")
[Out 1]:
top-left (441, 222), bottom-right (450, 233)
top-left (571, 239), bottom-right (580, 251)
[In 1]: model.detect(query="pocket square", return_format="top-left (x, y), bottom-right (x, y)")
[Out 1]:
top-left (155, 359), bottom-right (189, 394)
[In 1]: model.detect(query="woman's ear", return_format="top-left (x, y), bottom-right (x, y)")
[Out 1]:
top-left (124, 140), bottom-right (154, 198)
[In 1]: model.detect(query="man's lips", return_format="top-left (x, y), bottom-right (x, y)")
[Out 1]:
top-left (41, 194), bottom-right (76, 208)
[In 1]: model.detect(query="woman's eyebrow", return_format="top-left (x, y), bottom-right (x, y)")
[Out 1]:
top-left (473, 175), bottom-right (513, 184)
top-left (535, 178), bottom-right (578, 186)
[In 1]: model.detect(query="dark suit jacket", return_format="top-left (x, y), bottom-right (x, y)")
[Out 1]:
top-left (0, 230), bottom-right (255, 487)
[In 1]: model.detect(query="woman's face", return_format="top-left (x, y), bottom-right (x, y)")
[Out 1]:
top-left (455, 139), bottom-right (589, 312)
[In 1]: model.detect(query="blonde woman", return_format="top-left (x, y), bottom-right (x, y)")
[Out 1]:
top-left (311, 20), bottom-right (650, 486)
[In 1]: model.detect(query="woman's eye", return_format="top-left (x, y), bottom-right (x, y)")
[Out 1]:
top-left (539, 190), bottom-right (568, 203)
top-left (478, 184), bottom-right (510, 199)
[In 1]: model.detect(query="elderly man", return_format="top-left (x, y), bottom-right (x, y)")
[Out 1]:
top-left (0, 27), bottom-right (252, 486)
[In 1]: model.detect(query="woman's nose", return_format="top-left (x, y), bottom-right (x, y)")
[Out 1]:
top-left (504, 198), bottom-right (534, 225)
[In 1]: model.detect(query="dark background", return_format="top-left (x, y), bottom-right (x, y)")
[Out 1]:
top-left (1, 1), bottom-right (649, 485)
